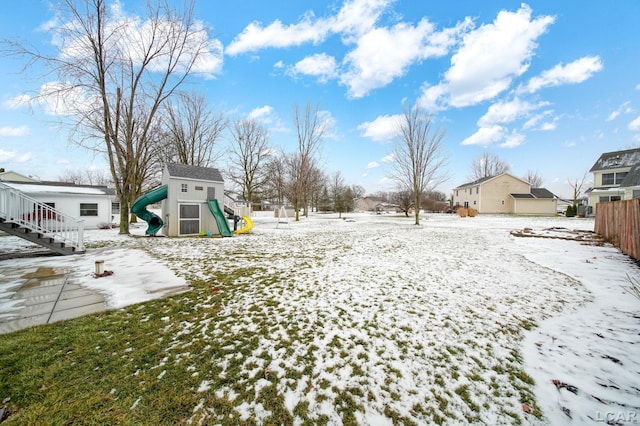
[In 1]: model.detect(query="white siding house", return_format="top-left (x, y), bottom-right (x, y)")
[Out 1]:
top-left (2, 181), bottom-right (113, 229)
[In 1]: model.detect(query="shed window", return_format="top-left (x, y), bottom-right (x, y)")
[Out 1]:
top-left (80, 203), bottom-right (98, 216)
top-left (181, 183), bottom-right (188, 193)
top-left (195, 186), bottom-right (203, 191)
top-left (179, 203), bottom-right (200, 235)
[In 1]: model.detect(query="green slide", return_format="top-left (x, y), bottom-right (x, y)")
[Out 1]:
top-left (131, 185), bottom-right (168, 236)
top-left (207, 199), bottom-right (233, 237)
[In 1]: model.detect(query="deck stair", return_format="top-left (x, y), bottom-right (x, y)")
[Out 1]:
top-left (0, 182), bottom-right (85, 255)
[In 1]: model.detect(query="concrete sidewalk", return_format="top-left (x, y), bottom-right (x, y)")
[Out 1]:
top-left (0, 265), bottom-right (107, 335)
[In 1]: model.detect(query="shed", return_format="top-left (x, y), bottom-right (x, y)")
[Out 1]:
top-left (161, 163), bottom-right (227, 237)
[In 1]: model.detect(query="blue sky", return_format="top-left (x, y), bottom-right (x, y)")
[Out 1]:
top-left (1, 1), bottom-right (640, 199)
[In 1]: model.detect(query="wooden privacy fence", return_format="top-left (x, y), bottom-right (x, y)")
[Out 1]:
top-left (594, 198), bottom-right (640, 261)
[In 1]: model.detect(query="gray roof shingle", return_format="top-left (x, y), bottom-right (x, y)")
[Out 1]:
top-left (166, 163), bottom-right (224, 183)
top-left (589, 148), bottom-right (640, 172)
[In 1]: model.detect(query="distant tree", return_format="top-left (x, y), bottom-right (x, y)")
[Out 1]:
top-left (523, 169), bottom-right (543, 188)
top-left (391, 105), bottom-right (448, 225)
top-left (159, 91), bottom-right (227, 168)
top-left (4, 0), bottom-right (218, 234)
top-left (392, 188), bottom-right (413, 217)
top-left (59, 168), bottom-right (112, 186)
top-left (469, 153), bottom-right (511, 181)
top-left (288, 102), bottom-right (328, 221)
top-left (567, 172), bottom-right (588, 208)
top-left (351, 185), bottom-right (366, 200)
top-left (263, 154), bottom-right (287, 207)
top-left (329, 171), bottom-right (351, 218)
top-left (227, 118), bottom-right (271, 207)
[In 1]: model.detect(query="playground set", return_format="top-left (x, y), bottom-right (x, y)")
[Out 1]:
top-left (131, 163), bottom-right (253, 237)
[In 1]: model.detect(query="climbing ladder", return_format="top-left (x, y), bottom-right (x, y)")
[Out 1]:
top-left (0, 182), bottom-right (85, 255)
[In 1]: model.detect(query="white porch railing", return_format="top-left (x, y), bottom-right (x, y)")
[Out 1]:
top-left (0, 182), bottom-right (85, 252)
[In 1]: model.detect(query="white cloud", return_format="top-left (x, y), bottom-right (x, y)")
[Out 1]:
top-left (0, 126), bottom-right (30, 137)
top-left (226, 0), bottom-right (391, 55)
top-left (357, 114), bottom-right (402, 142)
top-left (500, 131), bottom-right (525, 148)
top-left (460, 125), bottom-right (505, 146)
top-left (628, 115), bottom-right (640, 131)
top-left (3, 94), bottom-right (31, 110)
top-left (538, 121), bottom-right (557, 131)
top-left (522, 56), bottom-right (602, 93)
top-left (226, 15), bottom-right (330, 55)
top-left (289, 53), bottom-right (338, 82)
top-left (52, 4), bottom-right (223, 77)
top-left (477, 98), bottom-right (549, 127)
top-left (248, 105), bottom-right (274, 120)
top-left (17, 152), bottom-right (32, 162)
top-left (341, 18), bottom-right (471, 98)
top-left (606, 101), bottom-right (633, 122)
top-left (0, 149), bottom-right (17, 161)
top-left (367, 161), bottom-right (379, 169)
top-left (423, 4), bottom-right (554, 109)
top-left (381, 153), bottom-right (395, 163)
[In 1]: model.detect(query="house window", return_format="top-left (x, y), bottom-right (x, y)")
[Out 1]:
top-left (599, 195), bottom-right (622, 202)
top-left (476, 187), bottom-right (479, 194)
top-left (181, 183), bottom-right (188, 193)
top-left (195, 186), bottom-right (203, 191)
top-left (602, 172), bottom-right (628, 186)
top-left (501, 200), bottom-right (505, 205)
top-left (112, 202), bottom-right (120, 214)
top-left (179, 203), bottom-right (200, 235)
top-left (80, 203), bottom-right (98, 216)
top-left (473, 200), bottom-right (476, 205)
top-left (456, 190), bottom-right (459, 196)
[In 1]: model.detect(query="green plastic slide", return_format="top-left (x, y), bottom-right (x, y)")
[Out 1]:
top-left (207, 199), bottom-right (233, 237)
top-left (131, 185), bottom-right (168, 236)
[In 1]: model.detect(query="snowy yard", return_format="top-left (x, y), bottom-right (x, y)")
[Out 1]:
top-left (1, 212), bottom-right (638, 424)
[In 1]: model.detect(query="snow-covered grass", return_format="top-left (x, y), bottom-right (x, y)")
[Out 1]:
top-left (0, 212), bottom-right (638, 424)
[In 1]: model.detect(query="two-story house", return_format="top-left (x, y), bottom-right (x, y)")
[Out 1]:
top-left (452, 173), bottom-right (557, 215)
top-left (586, 148), bottom-right (640, 214)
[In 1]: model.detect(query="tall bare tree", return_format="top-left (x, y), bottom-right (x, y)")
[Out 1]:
top-left (392, 105), bottom-right (448, 225)
top-left (59, 168), bottom-right (113, 186)
top-left (159, 91), bottom-right (227, 168)
top-left (227, 118), bottom-right (271, 206)
top-left (523, 169), bottom-right (543, 188)
top-left (4, 0), bottom-right (218, 234)
top-left (289, 102), bottom-right (328, 221)
top-left (469, 152), bottom-right (511, 181)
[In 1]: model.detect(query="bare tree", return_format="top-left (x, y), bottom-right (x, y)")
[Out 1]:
top-left (351, 185), bottom-right (366, 200)
top-left (469, 152), bottom-right (511, 181)
top-left (567, 172), bottom-right (588, 207)
top-left (329, 171), bottom-right (348, 218)
top-left (523, 169), bottom-right (543, 188)
top-left (263, 154), bottom-right (287, 207)
top-left (391, 105), bottom-right (448, 225)
top-left (289, 102), bottom-right (328, 221)
top-left (59, 168), bottom-right (112, 186)
top-left (392, 188), bottom-right (413, 217)
top-left (159, 91), bottom-right (227, 168)
top-left (227, 118), bottom-right (271, 206)
top-left (4, 0), bottom-right (218, 234)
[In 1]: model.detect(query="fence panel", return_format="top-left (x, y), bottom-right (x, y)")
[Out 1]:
top-left (594, 199), bottom-right (640, 261)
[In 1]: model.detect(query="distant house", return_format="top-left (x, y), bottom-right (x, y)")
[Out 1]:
top-left (586, 147), bottom-right (640, 215)
top-left (0, 170), bottom-right (38, 183)
top-left (452, 173), bottom-right (557, 215)
top-left (355, 196), bottom-right (395, 213)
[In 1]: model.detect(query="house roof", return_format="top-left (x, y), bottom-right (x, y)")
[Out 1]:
top-left (589, 147), bottom-right (640, 172)
top-left (619, 164), bottom-right (640, 188)
top-left (531, 188), bottom-right (556, 199)
top-left (511, 193), bottom-right (534, 199)
top-left (454, 173), bottom-right (530, 189)
top-left (166, 163), bottom-right (224, 182)
top-left (4, 181), bottom-right (112, 196)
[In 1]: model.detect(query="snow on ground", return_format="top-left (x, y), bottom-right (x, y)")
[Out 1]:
top-left (0, 211), bottom-right (638, 424)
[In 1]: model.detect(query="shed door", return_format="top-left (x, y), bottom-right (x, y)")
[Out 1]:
top-left (207, 187), bottom-right (216, 201)
top-left (179, 203), bottom-right (200, 235)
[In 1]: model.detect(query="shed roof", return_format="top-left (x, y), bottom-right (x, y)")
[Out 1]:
top-left (166, 163), bottom-right (224, 183)
top-left (589, 148), bottom-right (640, 172)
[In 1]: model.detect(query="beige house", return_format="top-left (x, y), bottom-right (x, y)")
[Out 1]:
top-left (453, 173), bottom-right (557, 215)
top-left (586, 148), bottom-right (640, 215)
